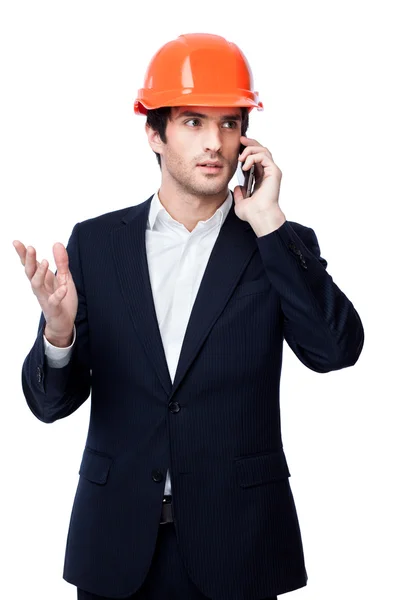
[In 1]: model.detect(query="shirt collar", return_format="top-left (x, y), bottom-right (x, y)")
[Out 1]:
top-left (147, 189), bottom-right (233, 231)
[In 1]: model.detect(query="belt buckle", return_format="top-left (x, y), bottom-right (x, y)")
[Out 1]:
top-left (160, 495), bottom-right (173, 524)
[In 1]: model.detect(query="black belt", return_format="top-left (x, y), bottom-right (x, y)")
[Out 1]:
top-left (160, 495), bottom-right (174, 524)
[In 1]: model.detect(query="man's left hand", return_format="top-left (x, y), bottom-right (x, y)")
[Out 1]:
top-left (233, 136), bottom-right (286, 233)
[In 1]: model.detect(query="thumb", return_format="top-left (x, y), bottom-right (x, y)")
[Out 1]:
top-left (53, 243), bottom-right (70, 284)
top-left (233, 185), bottom-right (246, 203)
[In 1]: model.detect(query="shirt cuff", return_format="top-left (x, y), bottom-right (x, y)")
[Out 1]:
top-left (43, 325), bottom-right (76, 368)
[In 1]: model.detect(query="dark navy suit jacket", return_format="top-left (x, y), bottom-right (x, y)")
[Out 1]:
top-left (22, 193), bottom-right (364, 599)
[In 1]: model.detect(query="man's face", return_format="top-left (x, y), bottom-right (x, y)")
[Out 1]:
top-left (152, 106), bottom-right (243, 197)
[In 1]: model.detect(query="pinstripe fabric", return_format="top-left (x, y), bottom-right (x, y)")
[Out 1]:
top-left (21, 193), bottom-right (364, 599)
top-left (77, 523), bottom-right (277, 599)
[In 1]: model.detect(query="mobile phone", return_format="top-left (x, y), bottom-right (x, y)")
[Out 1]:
top-left (237, 143), bottom-right (255, 198)
top-left (243, 164), bottom-right (255, 198)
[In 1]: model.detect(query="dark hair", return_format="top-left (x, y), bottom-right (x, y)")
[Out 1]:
top-left (146, 107), bottom-right (250, 169)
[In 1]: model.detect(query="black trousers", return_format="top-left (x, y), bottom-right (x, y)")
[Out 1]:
top-left (77, 521), bottom-right (278, 600)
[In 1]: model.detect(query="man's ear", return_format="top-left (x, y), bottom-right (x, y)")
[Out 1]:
top-left (145, 124), bottom-right (164, 156)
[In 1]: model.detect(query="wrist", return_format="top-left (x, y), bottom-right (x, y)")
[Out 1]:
top-left (44, 325), bottom-right (74, 348)
top-left (249, 208), bottom-right (287, 237)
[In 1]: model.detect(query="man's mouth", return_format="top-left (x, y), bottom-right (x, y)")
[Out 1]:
top-left (197, 164), bottom-right (223, 173)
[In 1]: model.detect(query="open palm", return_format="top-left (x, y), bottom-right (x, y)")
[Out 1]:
top-left (13, 240), bottom-right (78, 342)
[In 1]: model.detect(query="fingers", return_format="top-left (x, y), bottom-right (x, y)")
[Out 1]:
top-left (240, 147), bottom-right (273, 164)
top-left (241, 151), bottom-right (265, 170)
top-left (240, 151), bottom-right (270, 183)
top-left (53, 243), bottom-right (69, 284)
top-left (240, 150), bottom-right (282, 186)
top-left (14, 240), bottom-right (60, 289)
top-left (30, 258), bottom-right (50, 296)
top-left (24, 246), bottom-right (38, 280)
top-left (13, 239), bottom-right (68, 311)
top-left (14, 241), bottom-right (42, 275)
top-left (240, 152), bottom-right (271, 181)
top-left (13, 240), bottom-right (28, 266)
top-left (48, 284), bottom-right (68, 307)
top-left (239, 136), bottom-right (273, 161)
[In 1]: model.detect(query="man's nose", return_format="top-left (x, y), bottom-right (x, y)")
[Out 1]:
top-left (202, 127), bottom-right (223, 154)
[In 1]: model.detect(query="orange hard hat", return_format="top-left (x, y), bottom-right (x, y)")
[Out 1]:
top-left (134, 33), bottom-right (264, 116)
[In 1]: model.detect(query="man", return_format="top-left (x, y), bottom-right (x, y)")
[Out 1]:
top-left (15, 33), bottom-right (364, 600)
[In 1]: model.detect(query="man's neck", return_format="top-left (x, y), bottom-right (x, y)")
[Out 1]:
top-left (157, 186), bottom-right (229, 232)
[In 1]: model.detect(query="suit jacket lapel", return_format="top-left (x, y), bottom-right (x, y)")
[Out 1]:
top-left (111, 193), bottom-right (257, 398)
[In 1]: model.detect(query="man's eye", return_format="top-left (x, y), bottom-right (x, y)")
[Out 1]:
top-left (184, 119), bottom-right (237, 128)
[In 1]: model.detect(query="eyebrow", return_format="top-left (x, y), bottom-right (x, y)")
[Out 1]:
top-left (177, 110), bottom-right (242, 121)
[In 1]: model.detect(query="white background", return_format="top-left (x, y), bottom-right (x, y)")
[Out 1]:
top-left (1, 1), bottom-right (399, 598)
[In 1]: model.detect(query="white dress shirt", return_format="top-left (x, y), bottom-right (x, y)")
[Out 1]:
top-left (43, 189), bottom-right (234, 496)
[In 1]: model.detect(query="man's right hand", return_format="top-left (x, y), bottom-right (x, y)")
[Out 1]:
top-left (13, 241), bottom-right (78, 347)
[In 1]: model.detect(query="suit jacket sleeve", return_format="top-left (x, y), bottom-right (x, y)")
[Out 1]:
top-left (21, 223), bottom-right (91, 423)
top-left (256, 220), bottom-right (364, 373)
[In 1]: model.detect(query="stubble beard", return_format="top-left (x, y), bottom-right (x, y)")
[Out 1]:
top-left (165, 155), bottom-right (235, 198)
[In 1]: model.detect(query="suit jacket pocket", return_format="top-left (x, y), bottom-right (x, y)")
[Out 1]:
top-left (234, 448), bottom-right (291, 488)
top-left (79, 447), bottom-right (113, 485)
top-left (233, 278), bottom-right (271, 299)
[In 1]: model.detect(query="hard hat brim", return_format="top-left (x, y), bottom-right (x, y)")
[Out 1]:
top-left (134, 91), bottom-right (264, 116)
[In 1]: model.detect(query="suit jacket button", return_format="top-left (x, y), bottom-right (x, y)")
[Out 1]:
top-left (36, 366), bottom-right (42, 383)
top-left (168, 401), bottom-right (181, 413)
top-left (288, 241), bottom-right (301, 255)
top-left (152, 469), bottom-right (164, 483)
